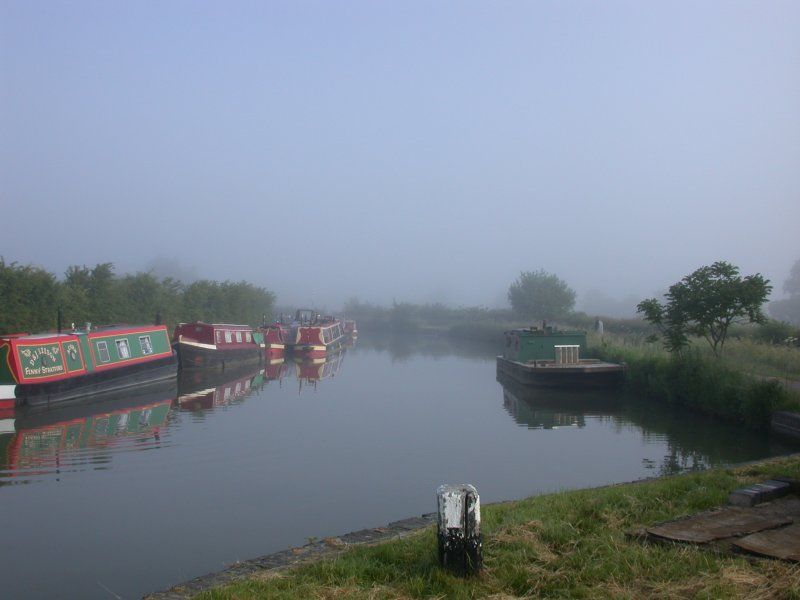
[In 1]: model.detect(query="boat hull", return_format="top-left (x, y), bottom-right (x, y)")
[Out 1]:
top-left (496, 356), bottom-right (624, 389)
top-left (11, 354), bottom-right (178, 408)
top-left (176, 341), bottom-right (262, 370)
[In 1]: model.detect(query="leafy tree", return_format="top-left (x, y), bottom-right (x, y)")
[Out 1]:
top-left (638, 261), bottom-right (771, 356)
top-left (0, 259), bottom-right (60, 333)
top-left (508, 269), bottom-right (576, 320)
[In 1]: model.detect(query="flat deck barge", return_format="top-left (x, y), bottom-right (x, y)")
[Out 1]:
top-left (496, 356), bottom-right (624, 389)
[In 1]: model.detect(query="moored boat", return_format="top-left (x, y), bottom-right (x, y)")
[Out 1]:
top-left (497, 325), bottom-right (624, 389)
top-left (173, 322), bottom-right (262, 370)
top-left (259, 322), bottom-right (286, 358)
top-left (284, 309), bottom-right (346, 359)
top-left (343, 319), bottom-right (358, 338)
top-left (0, 324), bottom-right (177, 409)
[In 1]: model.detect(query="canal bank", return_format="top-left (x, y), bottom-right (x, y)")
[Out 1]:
top-left (147, 453), bottom-right (800, 599)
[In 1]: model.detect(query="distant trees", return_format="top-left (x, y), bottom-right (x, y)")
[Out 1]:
top-left (637, 261), bottom-right (771, 356)
top-left (769, 258), bottom-right (800, 326)
top-left (0, 260), bottom-right (276, 334)
top-left (507, 269), bottom-right (576, 321)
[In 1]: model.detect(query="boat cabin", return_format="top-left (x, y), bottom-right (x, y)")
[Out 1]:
top-left (503, 327), bottom-right (587, 364)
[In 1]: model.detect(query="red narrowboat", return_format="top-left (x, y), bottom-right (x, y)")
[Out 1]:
top-left (284, 309), bottom-right (346, 359)
top-left (259, 323), bottom-right (285, 358)
top-left (343, 320), bottom-right (358, 338)
top-left (173, 322), bottom-right (262, 370)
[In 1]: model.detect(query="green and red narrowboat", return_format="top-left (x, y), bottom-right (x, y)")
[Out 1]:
top-left (0, 325), bottom-right (177, 409)
top-left (284, 310), bottom-right (346, 359)
top-left (173, 322), bottom-right (263, 369)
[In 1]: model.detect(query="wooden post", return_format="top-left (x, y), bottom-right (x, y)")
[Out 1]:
top-left (436, 484), bottom-right (482, 576)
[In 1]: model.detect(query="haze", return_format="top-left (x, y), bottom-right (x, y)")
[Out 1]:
top-left (2, 1), bottom-right (798, 314)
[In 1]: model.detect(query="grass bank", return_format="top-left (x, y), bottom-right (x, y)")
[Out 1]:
top-left (198, 455), bottom-right (800, 599)
top-left (589, 335), bottom-right (800, 429)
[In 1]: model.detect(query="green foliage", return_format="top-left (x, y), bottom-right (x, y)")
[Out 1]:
top-left (591, 342), bottom-right (798, 429)
top-left (507, 269), bottom-right (576, 320)
top-left (638, 261), bottom-right (771, 356)
top-left (0, 258), bottom-right (60, 333)
top-left (0, 261), bottom-right (276, 334)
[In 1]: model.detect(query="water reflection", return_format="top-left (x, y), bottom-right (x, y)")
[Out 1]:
top-left (0, 380), bottom-right (175, 482)
top-left (177, 364), bottom-right (266, 411)
top-left (294, 349), bottom-right (347, 393)
top-left (497, 372), bottom-right (797, 476)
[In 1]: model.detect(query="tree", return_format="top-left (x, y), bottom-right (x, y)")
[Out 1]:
top-left (508, 269), bottom-right (576, 320)
top-left (769, 258), bottom-right (800, 326)
top-left (637, 261), bottom-right (771, 356)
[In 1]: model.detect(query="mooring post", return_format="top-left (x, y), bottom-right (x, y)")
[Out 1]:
top-left (436, 484), bottom-right (482, 577)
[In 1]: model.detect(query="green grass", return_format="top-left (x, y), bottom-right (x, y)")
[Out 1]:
top-left (197, 456), bottom-right (800, 599)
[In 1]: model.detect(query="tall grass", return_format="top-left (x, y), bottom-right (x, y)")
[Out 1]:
top-left (589, 335), bottom-right (800, 429)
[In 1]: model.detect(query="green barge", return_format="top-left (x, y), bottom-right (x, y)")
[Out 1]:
top-left (496, 326), bottom-right (624, 389)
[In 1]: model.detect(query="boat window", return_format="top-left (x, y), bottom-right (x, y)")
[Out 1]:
top-left (97, 341), bottom-right (111, 363)
top-left (216, 331), bottom-right (222, 344)
top-left (139, 335), bottom-right (153, 355)
top-left (236, 331), bottom-right (242, 343)
top-left (116, 339), bottom-right (131, 359)
top-left (245, 332), bottom-right (251, 342)
top-left (225, 331), bottom-right (232, 343)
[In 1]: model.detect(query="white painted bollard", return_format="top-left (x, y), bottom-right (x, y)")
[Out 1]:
top-left (436, 484), bottom-right (482, 576)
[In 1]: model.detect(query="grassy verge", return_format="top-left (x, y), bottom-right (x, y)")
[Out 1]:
top-left (198, 455), bottom-right (800, 599)
top-left (588, 335), bottom-right (800, 429)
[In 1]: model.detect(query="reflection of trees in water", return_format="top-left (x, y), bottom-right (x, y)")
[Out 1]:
top-left (497, 373), bottom-right (800, 477)
top-left (355, 332), bottom-right (499, 362)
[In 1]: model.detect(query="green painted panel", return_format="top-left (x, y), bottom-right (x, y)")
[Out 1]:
top-left (16, 343), bottom-right (67, 380)
top-left (91, 329), bottom-right (171, 365)
top-left (62, 340), bottom-right (85, 372)
top-left (0, 344), bottom-right (15, 383)
top-left (77, 335), bottom-right (94, 372)
top-left (504, 330), bottom-right (587, 362)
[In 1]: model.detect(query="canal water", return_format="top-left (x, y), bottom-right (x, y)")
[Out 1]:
top-left (1, 335), bottom-right (797, 599)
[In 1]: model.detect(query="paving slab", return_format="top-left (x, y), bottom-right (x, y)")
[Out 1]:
top-left (647, 506), bottom-right (791, 543)
top-left (734, 523), bottom-right (800, 562)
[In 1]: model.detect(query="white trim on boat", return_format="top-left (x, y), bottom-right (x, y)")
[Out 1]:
top-left (177, 338), bottom-right (217, 351)
top-left (0, 419), bottom-right (15, 433)
top-left (0, 385), bottom-right (17, 400)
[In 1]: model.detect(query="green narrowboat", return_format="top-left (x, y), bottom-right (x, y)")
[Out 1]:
top-left (0, 324), bottom-right (177, 409)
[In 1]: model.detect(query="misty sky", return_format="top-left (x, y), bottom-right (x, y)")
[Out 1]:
top-left (2, 1), bottom-right (798, 313)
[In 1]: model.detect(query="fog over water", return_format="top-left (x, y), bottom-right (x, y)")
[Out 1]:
top-left (2, 2), bottom-right (799, 311)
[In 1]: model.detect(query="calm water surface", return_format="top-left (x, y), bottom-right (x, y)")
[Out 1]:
top-left (1, 335), bottom-right (797, 599)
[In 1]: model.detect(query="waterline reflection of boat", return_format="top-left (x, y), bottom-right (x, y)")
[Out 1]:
top-left (1, 380), bottom-right (176, 478)
top-left (176, 365), bottom-right (265, 410)
top-left (497, 371), bottom-right (621, 430)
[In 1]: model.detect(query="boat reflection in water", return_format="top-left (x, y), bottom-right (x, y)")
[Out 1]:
top-left (176, 364), bottom-right (266, 411)
top-left (499, 371), bottom-right (621, 430)
top-left (293, 348), bottom-right (347, 393)
top-left (497, 371), bottom-right (799, 476)
top-left (0, 380), bottom-right (176, 480)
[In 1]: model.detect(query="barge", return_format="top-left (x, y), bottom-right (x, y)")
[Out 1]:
top-left (173, 322), bottom-right (262, 370)
top-left (0, 324), bottom-right (177, 409)
top-left (284, 310), bottom-right (346, 359)
top-left (497, 326), bottom-right (624, 389)
top-left (260, 322), bottom-right (286, 358)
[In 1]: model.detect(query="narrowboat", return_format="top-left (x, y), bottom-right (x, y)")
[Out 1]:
top-left (496, 325), bottom-right (624, 389)
top-left (259, 322), bottom-right (286, 358)
top-left (343, 319), bottom-right (358, 338)
top-left (284, 309), bottom-right (346, 359)
top-left (173, 322), bottom-right (263, 370)
top-left (0, 324), bottom-right (177, 409)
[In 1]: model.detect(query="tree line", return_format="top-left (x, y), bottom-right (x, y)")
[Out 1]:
top-left (0, 259), bottom-right (276, 334)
